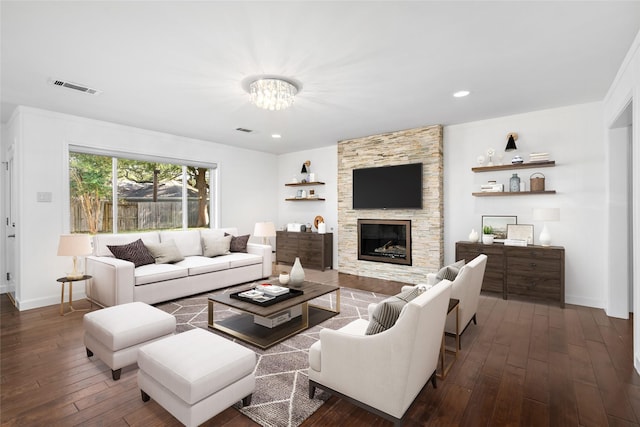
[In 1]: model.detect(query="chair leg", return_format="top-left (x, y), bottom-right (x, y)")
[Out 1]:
top-left (309, 381), bottom-right (316, 398)
top-left (112, 369), bottom-right (121, 381)
top-left (86, 348), bottom-right (93, 357)
top-left (242, 394), bottom-right (252, 406)
top-left (430, 371), bottom-right (437, 389)
top-left (141, 390), bottom-right (150, 402)
top-left (472, 314), bottom-right (477, 325)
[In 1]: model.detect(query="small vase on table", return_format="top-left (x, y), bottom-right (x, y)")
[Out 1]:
top-left (289, 257), bottom-right (305, 287)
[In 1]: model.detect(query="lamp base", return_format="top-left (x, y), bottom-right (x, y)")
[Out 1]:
top-left (539, 224), bottom-right (551, 246)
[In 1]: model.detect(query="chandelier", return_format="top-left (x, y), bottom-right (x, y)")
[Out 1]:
top-left (249, 78), bottom-right (298, 111)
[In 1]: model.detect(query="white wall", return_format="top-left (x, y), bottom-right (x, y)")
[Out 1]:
top-left (444, 102), bottom-right (607, 308)
top-left (10, 106), bottom-right (278, 310)
top-left (277, 146), bottom-right (338, 268)
top-left (603, 29), bottom-right (640, 372)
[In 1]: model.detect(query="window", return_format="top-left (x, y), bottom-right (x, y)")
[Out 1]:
top-left (69, 150), bottom-right (216, 234)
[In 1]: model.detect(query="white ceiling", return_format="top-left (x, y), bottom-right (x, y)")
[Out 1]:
top-left (2, 1), bottom-right (639, 155)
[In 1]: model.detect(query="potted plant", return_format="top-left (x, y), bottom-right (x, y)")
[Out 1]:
top-left (482, 225), bottom-right (494, 244)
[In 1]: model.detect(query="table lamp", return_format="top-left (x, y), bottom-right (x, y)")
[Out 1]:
top-left (57, 234), bottom-right (92, 279)
top-left (253, 222), bottom-right (276, 246)
top-left (532, 208), bottom-right (560, 246)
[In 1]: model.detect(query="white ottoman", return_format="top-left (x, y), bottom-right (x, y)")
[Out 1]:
top-left (137, 328), bottom-right (256, 427)
top-left (84, 302), bottom-right (176, 380)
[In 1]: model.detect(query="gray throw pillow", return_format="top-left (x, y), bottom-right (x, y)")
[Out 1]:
top-left (202, 234), bottom-right (232, 257)
top-left (435, 259), bottom-right (465, 281)
top-left (365, 287), bottom-right (421, 335)
top-left (225, 233), bottom-right (250, 253)
top-left (145, 240), bottom-right (185, 264)
top-left (107, 239), bottom-right (155, 267)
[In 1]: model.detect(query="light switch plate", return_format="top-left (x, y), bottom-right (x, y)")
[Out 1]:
top-left (37, 192), bottom-right (52, 202)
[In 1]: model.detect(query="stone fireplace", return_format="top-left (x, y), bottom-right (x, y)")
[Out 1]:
top-left (337, 125), bottom-right (443, 283)
top-left (358, 219), bottom-right (411, 266)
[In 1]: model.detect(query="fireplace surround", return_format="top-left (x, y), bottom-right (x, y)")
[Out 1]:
top-left (358, 219), bottom-right (411, 266)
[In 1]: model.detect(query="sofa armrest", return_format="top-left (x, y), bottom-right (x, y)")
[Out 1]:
top-left (246, 243), bottom-right (272, 278)
top-left (85, 256), bottom-right (135, 307)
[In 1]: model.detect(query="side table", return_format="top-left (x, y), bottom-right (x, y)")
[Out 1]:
top-left (438, 298), bottom-right (460, 379)
top-left (56, 275), bottom-right (92, 316)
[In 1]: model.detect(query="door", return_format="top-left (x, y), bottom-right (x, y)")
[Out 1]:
top-left (4, 146), bottom-right (16, 306)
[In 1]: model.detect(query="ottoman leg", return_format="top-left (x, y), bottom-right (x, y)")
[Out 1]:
top-left (242, 394), bottom-right (252, 407)
top-left (141, 390), bottom-right (151, 402)
top-left (112, 369), bottom-right (122, 381)
top-left (86, 348), bottom-right (93, 357)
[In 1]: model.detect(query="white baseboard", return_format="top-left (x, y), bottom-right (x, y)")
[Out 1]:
top-left (564, 295), bottom-right (605, 310)
top-left (10, 291), bottom-right (88, 311)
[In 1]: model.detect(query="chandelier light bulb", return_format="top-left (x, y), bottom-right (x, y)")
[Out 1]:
top-left (249, 78), bottom-right (298, 111)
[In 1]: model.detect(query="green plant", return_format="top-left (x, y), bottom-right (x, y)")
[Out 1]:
top-left (483, 225), bottom-right (493, 235)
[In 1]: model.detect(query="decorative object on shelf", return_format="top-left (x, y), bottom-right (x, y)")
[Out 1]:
top-left (247, 77), bottom-right (298, 111)
top-left (486, 148), bottom-right (495, 166)
top-left (533, 208), bottom-right (560, 246)
top-left (291, 177), bottom-right (298, 184)
top-left (317, 222), bottom-right (327, 234)
top-left (278, 272), bottom-right (290, 285)
top-left (505, 132), bottom-right (518, 152)
top-left (482, 226), bottom-right (494, 244)
top-left (313, 215), bottom-right (324, 230)
top-left (482, 215), bottom-right (517, 242)
top-left (476, 155), bottom-right (485, 166)
top-left (530, 172), bottom-right (546, 192)
top-left (57, 234), bottom-right (93, 279)
top-left (509, 173), bottom-right (521, 192)
top-left (301, 160), bottom-right (311, 182)
top-left (529, 152), bottom-right (550, 162)
top-left (480, 181), bottom-right (504, 192)
top-left (468, 229), bottom-right (479, 243)
top-left (511, 155), bottom-right (524, 164)
top-left (306, 223), bottom-right (312, 232)
top-left (289, 257), bottom-right (305, 287)
top-left (507, 224), bottom-right (534, 245)
top-left (253, 221), bottom-right (276, 246)
top-left (308, 173), bottom-right (316, 182)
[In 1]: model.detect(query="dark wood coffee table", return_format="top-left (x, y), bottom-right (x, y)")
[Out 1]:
top-left (208, 280), bottom-right (340, 349)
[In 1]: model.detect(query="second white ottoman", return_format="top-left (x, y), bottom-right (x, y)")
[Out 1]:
top-left (84, 302), bottom-right (176, 380)
top-left (138, 328), bottom-right (256, 427)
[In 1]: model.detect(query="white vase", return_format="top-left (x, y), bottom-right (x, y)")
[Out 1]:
top-left (468, 229), bottom-right (479, 242)
top-left (482, 234), bottom-right (494, 245)
top-left (289, 257), bottom-right (305, 287)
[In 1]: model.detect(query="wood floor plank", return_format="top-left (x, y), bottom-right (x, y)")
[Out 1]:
top-left (490, 364), bottom-right (526, 426)
top-left (574, 381), bottom-right (609, 427)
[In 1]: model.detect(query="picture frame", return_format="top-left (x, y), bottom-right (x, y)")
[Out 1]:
top-left (507, 224), bottom-right (534, 245)
top-left (481, 215), bottom-right (517, 242)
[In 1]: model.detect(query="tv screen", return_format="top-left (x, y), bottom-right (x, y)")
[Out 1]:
top-left (352, 163), bottom-right (423, 209)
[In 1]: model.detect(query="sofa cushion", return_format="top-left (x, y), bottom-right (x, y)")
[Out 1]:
top-left (108, 239), bottom-right (156, 267)
top-left (436, 259), bottom-right (465, 281)
top-left (175, 256), bottom-right (231, 276)
top-left (365, 287), bottom-right (421, 335)
top-left (202, 234), bottom-right (232, 257)
top-left (224, 253), bottom-right (263, 268)
top-left (225, 233), bottom-right (250, 253)
top-left (134, 263), bottom-right (189, 286)
top-left (159, 230), bottom-right (202, 257)
top-left (145, 240), bottom-right (185, 264)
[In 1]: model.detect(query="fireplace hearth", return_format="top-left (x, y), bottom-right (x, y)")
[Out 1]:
top-left (358, 219), bottom-right (411, 266)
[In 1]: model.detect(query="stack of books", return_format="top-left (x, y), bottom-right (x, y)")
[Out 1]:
top-left (529, 152), bottom-right (550, 162)
top-left (480, 183), bottom-right (504, 192)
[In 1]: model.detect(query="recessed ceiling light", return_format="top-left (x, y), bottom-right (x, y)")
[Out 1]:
top-left (453, 90), bottom-right (470, 98)
top-left (271, 134), bottom-right (282, 139)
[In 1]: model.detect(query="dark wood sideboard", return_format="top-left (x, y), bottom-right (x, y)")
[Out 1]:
top-left (276, 231), bottom-right (333, 271)
top-left (456, 241), bottom-right (565, 307)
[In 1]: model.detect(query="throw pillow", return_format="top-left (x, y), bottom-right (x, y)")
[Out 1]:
top-left (145, 240), bottom-right (185, 264)
top-left (225, 233), bottom-right (250, 253)
top-left (365, 287), bottom-right (421, 335)
top-left (107, 239), bottom-right (155, 267)
top-left (435, 259), bottom-right (465, 282)
top-left (202, 234), bottom-right (232, 257)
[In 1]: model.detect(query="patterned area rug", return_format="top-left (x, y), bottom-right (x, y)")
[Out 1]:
top-left (155, 284), bottom-right (387, 427)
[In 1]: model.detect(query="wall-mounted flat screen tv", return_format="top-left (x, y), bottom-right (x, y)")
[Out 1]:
top-left (352, 163), bottom-right (423, 209)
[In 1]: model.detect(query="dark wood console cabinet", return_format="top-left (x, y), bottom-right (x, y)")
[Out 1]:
top-left (276, 231), bottom-right (333, 271)
top-left (456, 241), bottom-right (565, 307)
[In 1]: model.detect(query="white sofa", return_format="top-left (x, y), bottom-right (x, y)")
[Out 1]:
top-left (85, 228), bottom-right (272, 307)
top-left (308, 280), bottom-right (452, 426)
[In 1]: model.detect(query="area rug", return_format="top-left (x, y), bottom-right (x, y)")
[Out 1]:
top-left (154, 285), bottom-right (387, 427)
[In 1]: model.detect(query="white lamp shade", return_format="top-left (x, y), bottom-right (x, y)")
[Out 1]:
top-left (533, 208), bottom-right (560, 222)
top-left (253, 222), bottom-right (276, 238)
top-left (57, 234), bottom-right (92, 256)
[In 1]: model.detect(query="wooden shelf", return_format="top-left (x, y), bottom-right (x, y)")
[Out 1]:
top-left (285, 181), bottom-right (325, 187)
top-left (472, 190), bottom-right (556, 197)
top-left (285, 198), bottom-right (326, 201)
top-left (472, 160), bottom-right (555, 172)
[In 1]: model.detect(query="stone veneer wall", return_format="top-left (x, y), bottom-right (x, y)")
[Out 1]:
top-left (337, 125), bottom-right (443, 284)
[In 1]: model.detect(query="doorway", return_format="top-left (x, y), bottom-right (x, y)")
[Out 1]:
top-left (4, 144), bottom-right (16, 306)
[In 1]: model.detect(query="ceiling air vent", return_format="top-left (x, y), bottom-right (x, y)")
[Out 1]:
top-left (50, 79), bottom-right (102, 95)
top-left (236, 127), bottom-right (253, 133)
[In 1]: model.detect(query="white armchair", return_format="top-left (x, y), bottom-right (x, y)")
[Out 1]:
top-left (308, 280), bottom-right (452, 426)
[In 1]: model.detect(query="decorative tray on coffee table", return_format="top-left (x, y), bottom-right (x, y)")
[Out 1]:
top-left (230, 285), bottom-right (303, 306)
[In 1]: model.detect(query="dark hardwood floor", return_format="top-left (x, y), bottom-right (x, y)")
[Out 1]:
top-left (2, 267), bottom-right (639, 426)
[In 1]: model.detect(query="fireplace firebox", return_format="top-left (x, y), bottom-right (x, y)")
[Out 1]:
top-left (357, 219), bottom-right (411, 266)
